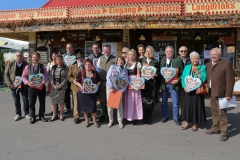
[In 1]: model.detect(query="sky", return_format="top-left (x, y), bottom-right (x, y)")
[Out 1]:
top-left (0, 0), bottom-right (48, 42)
top-left (0, 0), bottom-right (48, 10)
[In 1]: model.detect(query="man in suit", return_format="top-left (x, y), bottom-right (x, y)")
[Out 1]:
top-left (160, 46), bottom-right (183, 126)
top-left (68, 52), bottom-right (85, 124)
top-left (62, 43), bottom-right (77, 114)
top-left (178, 46), bottom-right (191, 120)
top-left (97, 44), bottom-right (116, 122)
top-left (22, 52), bottom-right (49, 124)
top-left (205, 48), bottom-right (235, 142)
top-left (5, 51), bottom-right (30, 121)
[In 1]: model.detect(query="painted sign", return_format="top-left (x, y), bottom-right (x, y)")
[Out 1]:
top-left (39, 33), bottom-right (58, 40)
top-left (68, 32), bottom-right (90, 38)
top-left (152, 36), bottom-right (177, 41)
top-left (98, 31), bottom-right (122, 37)
top-left (185, 0), bottom-right (240, 14)
top-left (203, 31), bottom-right (232, 37)
top-left (69, 2), bottom-right (181, 18)
top-left (0, 8), bottom-right (67, 21)
top-left (163, 30), bottom-right (193, 36)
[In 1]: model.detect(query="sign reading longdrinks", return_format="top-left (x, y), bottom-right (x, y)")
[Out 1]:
top-left (185, 0), bottom-right (239, 14)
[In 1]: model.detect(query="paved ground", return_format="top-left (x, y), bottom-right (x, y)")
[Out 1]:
top-left (0, 91), bottom-right (240, 160)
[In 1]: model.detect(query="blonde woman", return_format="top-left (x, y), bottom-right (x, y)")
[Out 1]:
top-left (139, 46), bottom-right (159, 124)
top-left (123, 49), bottom-right (143, 125)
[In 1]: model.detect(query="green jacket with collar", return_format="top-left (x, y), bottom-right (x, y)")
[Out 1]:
top-left (159, 57), bottom-right (183, 90)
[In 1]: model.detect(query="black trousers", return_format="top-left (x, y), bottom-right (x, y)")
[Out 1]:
top-left (28, 87), bottom-right (46, 119)
top-left (64, 81), bottom-right (71, 109)
top-left (143, 103), bottom-right (154, 120)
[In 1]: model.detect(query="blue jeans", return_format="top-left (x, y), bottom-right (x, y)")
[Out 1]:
top-left (161, 84), bottom-right (179, 120)
top-left (11, 88), bottom-right (29, 116)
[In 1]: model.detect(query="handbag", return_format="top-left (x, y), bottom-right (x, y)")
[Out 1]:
top-left (195, 65), bottom-right (208, 95)
top-left (196, 83), bottom-right (208, 95)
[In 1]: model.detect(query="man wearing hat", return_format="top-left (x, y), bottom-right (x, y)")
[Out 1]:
top-left (68, 52), bottom-right (85, 124)
top-left (23, 53), bottom-right (28, 62)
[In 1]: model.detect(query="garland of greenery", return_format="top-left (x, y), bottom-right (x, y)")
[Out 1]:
top-left (0, 50), bottom-right (6, 74)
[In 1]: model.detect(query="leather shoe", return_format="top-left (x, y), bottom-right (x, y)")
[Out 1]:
top-left (74, 118), bottom-right (80, 124)
top-left (60, 117), bottom-right (65, 121)
top-left (97, 115), bottom-right (105, 123)
top-left (174, 119), bottom-right (182, 126)
top-left (49, 116), bottom-right (58, 122)
top-left (39, 117), bottom-right (48, 122)
top-left (160, 117), bottom-right (168, 123)
top-left (30, 118), bottom-right (36, 124)
top-left (94, 122), bottom-right (100, 128)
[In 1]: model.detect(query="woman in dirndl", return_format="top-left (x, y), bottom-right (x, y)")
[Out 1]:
top-left (123, 49), bottom-right (143, 125)
top-left (76, 59), bottom-right (101, 128)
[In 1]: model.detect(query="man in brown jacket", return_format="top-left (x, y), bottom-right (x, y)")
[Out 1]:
top-left (68, 52), bottom-right (85, 124)
top-left (205, 48), bottom-right (235, 142)
top-left (5, 51), bottom-right (30, 121)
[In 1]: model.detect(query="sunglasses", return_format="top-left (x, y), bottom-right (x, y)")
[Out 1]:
top-left (180, 50), bottom-right (187, 52)
top-left (122, 52), bottom-right (127, 54)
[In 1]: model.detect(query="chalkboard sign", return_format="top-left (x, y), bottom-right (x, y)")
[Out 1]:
top-left (39, 33), bottom-right (58, 40)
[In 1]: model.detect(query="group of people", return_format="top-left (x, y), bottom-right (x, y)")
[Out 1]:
top-left (5, 42), bottom-right (235, 142)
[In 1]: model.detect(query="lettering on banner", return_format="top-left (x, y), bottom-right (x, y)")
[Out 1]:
top-left (0, 9), bottom-right (67, 21)
top-left (191, 3), bottom-right (235, 12)
top-left (145, 5), bottom-right (180, 13)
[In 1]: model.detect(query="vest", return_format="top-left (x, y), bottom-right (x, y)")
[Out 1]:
top-left (15, 63), bottom-right (24, 76)
top-left (28, 63), bottom-right (44, 76)
top-left (99, 55), bottom-right (116, 81)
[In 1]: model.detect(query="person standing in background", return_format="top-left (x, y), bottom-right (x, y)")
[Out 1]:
top-left (5, 51), bottom-right (30, 121)
top-left (62, 43), bottom-right (77, 114)
top-left (106, 56), bottom-right (128, 129)
top-left (181, 51), bottom-right (206, 131)
top-left (205, 48), bottom-right (235, 142)
top-left (97, 45), bottom-right (116, 123)
top-left (49, 54), bottom-right (68, 121)
top-left (137, 44), bottom-right (145, 60)
top-left (76, 59), bottom-right (101, 128)
top-left (140, 46), bottom-right (159, 124)
top-left (46, 52), bottom-right (57, 95)
top-left (121, 47), bottom-right (129, 63)
top-left (178, 46), bottom-right (191, 121)
top-left (123, 49), bottom-right (143, 125)
top-left (87, 43), bottom-right (103, 73)
top-left (159, 46), bottom-right (183, 126)
top-left (22, 52), bottom-right (49, 124)
top-left (68, 52), bottom-right (85, 124)
top-left (87, 43), bottom-right (103, 60)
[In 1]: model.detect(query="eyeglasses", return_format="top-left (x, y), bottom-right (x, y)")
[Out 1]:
top-left (122, 52), bottom-right (127, 54)
top-left (180, 50), bottom-right (187, 52)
